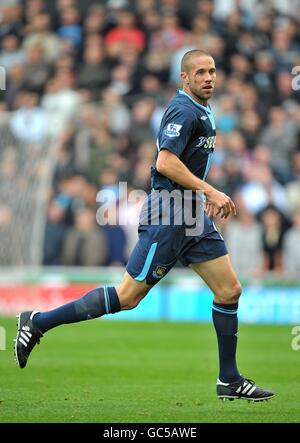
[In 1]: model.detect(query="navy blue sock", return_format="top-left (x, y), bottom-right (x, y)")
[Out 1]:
top-left (33, 287), bottom-right (121, 334)
top-left (212, 301), bottom-right (241, 383)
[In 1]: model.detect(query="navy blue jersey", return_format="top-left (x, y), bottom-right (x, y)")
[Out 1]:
top-left (126, 90), bottom-right (227, 284)
top-left (151, 89), bottom-right (216, 192)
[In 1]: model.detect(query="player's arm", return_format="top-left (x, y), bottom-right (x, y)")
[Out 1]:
top-left (156, 149), bottom-right (236, 219)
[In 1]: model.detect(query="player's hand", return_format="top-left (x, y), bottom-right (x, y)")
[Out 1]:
top-left (205, 202), bottom-right (216, 218)
top-left (205, 188), bottom-right (236, 219)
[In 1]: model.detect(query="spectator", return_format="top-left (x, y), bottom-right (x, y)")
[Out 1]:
top-left (62, 207), bottom-right (107, 266)
top-left (83, 5), bottom-right (106, 37)
top-left (57, 6), bottom-right (82, 48)
top-left (77, 43), bottom-right (110, 100)
top-left (150, 12), bottom-right (187, 51)
top-left (259, 205), bottom-right (286, 273)
top-left (158, 0), bottom-right (192, 29)
top-left (109, 63), bottom-right (134, 97)
top-left (224, 193), bottom-right (263, 276)
top-left (43, 200), bottom-right (67, 265)
top-left (103, 220), bottom-right (127, 266)
top-left (41, 73), bottom-right (80, 137)
top-left (0, 2), bottom-right (23, 38)
top-left (271, 23), bottom-right (300, 70)
top-left (283, 209), bottom-right (300, 275)
top-left (239, 110), bottom-right (262, 150)
top-left (138, 8), bottom-right (162, 43)
top-left (285, 151), bottom-right (300, 215)
top-left (215, 94), bottom-right (238, 133)
top-left (0, 34), bottom-right (25, 71)
top-left (10, 90), bottom-right (48, 143)
top-left (128, 97), bottom-right (156, 152)
top-left (104, 7), bottom-right (145, 57)
top-left (253, 51), bottom-right (275, 106)
top-left (138, 49), bottom-right (170, 94)
top-left (274, 71), bottom-right (300, 110)
top-left (22, 44), bottom-right (52, 94)
top-left (22, 12), bottom-right (62, 62)
top-left (259, 106), bottom-right (298, 182)
top-left (23, 0), bottom-right (45, 24)
top-left (55, 175), bottom-right (89, 226)
top-left (241, 164), bottom-right (287, 215)
top-left (86, 122), bottom-right (117, 185)
top-left (222, 155), bottom-right (244, 196)
top-left (52, 131), bottom-right (80, 189)
top-left (101, 87), bottom-right (131, 135)
top-left (5, 63), bottom-right (24, 110)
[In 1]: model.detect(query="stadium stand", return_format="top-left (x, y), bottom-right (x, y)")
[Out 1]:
top-left (0, 0), bottom-right (299, 277)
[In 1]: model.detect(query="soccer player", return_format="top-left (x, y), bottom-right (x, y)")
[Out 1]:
top-left (15, 50), bottom-right (274, 402)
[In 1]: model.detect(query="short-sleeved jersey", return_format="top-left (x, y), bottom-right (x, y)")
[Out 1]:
top-left (151, 89), bottom-right (216, 192)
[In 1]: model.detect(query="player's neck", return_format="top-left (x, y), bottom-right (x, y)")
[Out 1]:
top-left (182, 86), bottom-right (209, 107)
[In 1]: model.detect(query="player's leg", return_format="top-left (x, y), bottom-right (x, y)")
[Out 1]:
top-left (15, 272), bottom-right (153, 368)
top-left (33, 271), bottom-right (152, 333)
top-left (116, 271), bottom-right (153, 310)
top-left (190, 254), bottom-right (274, 401)
top-left (15, 217), bottom-right (178, 368)
top-left (190, 254), bottom-right (242, 384)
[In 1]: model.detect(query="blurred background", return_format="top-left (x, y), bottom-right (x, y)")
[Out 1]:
top-left (0, 0), bottom-right (300, 323)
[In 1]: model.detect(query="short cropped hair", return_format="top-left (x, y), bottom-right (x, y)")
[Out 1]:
top-left (181, 49), bottom-right (213, 73)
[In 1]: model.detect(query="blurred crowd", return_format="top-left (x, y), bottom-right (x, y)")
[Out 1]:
top-left (0, 0), bottom-right (300, 277)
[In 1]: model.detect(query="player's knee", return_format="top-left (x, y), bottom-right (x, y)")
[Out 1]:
top-left (122, 290), bottom-right (149, 310)
top-left (116, 284), bottom-right (150, 310)
top-left (216, 281), bottom-right (242, 304)
top-left (125, 296), bottom-right (143, 310)
top-left (228, 281), bottom-right (242, 303)
top-left (232, 281), bottom-right (242, 302)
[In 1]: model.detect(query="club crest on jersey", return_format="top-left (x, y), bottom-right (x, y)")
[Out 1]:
top-left (195, 135), bottom-right (216, 149)
top-left (152, 265), bottom-right (167, 279)
top-left (164, 123), bottom-right (182, 138)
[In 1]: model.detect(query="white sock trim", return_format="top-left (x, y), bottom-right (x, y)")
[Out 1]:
top-left (30, 310), bottom-right (40, 321)
top-left (217, 379), bottom-right (230, 386)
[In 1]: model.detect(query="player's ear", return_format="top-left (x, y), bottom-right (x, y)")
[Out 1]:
top-left (180, 71), bottom-right (189, 85)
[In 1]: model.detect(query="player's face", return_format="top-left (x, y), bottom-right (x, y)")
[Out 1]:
top-left (181, 56), bottom-right (216, 103)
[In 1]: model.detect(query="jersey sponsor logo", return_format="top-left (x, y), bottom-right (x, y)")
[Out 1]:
top-left (164, 123), bottom-right (182, 138)
top-left (195, 135), bottom-right (216, 150)
top-left (152, 265), bottom-right (167, 279)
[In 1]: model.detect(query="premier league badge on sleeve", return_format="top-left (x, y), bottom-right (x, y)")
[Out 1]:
top-left (164, 123), bottom-right (182, 137)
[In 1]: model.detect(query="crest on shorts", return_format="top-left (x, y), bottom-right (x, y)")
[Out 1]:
top-left (152, 265), bottom-right (167, 279)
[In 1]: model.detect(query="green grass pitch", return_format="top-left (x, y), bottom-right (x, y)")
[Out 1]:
top-left (0, 318), bottom-right (299, 423)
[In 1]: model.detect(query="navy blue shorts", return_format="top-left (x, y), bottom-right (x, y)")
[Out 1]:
top-left (126, 192), bottom-right (228, 285)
